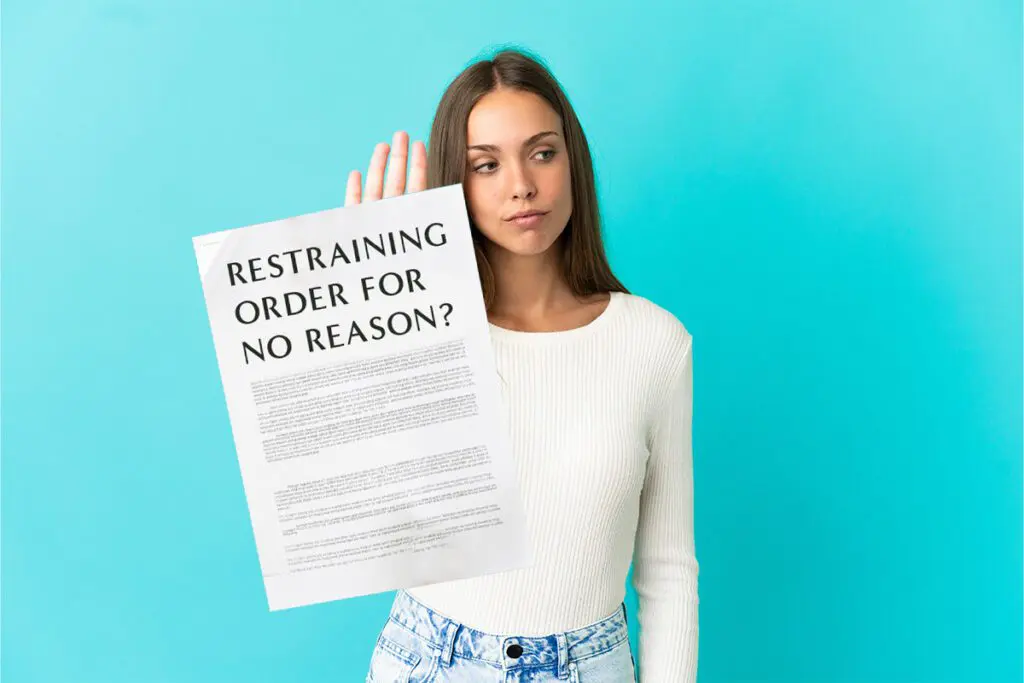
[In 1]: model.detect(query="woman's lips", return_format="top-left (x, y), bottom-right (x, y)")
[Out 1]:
top-left (506, 212), bottom-right (547, 227)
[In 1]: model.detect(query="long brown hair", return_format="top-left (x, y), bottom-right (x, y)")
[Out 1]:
top-left (426, 47), bottom-right (629, 311)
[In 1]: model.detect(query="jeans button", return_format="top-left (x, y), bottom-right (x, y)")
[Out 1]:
top-left (506, 643), bottom-right (523, 658)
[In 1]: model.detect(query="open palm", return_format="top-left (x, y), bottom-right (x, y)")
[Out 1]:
top-left (345, 131), bottom-right (428, 207)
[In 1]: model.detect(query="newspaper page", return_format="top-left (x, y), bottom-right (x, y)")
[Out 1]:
top-left (192, 183), bottom-right (532, 611)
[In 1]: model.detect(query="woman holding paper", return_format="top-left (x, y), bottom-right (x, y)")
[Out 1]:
top-left (351, 48), bottom-right (698, 683)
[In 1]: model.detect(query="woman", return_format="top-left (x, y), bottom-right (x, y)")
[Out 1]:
top-left (352, 48), bottom-right (698, 683)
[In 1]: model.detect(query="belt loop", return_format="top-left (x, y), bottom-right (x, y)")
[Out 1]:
top-left (556, 632), bottom-right (569, 679)
top-left (439, 621), bottom-right (459, 668)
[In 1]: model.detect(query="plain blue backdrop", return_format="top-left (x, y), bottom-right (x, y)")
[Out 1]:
top-left (2, 1), bottom-right (1021, 682)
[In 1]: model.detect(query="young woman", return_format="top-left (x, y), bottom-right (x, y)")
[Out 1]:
top-left (349, 49), bottom-right (698, 683)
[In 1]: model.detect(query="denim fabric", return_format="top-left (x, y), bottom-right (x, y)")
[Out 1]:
top-left (365, 590), bottom-right (637, 682)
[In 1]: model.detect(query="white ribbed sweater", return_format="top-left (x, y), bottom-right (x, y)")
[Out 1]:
top-left (408, 291), bottom-right (698, 682)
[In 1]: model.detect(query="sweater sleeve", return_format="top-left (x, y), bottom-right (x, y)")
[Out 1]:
top-left (631, 335), bottom-right (699, 682)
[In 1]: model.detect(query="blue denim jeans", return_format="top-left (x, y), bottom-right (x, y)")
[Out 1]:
top-left (366, 590), bottom-right (637, 682)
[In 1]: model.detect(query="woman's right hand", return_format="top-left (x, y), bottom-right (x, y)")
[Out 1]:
top-left (344, 131), bottom-right (428, 207)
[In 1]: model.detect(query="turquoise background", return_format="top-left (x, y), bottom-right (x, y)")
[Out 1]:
top-left (3, 1), bottom-right (1021, 681)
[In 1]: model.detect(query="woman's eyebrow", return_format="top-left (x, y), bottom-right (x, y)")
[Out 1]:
top-left (467, 130), bottom-right (559, 153)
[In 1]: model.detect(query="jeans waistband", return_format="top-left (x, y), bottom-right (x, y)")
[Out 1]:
top-left (387, 589), bottom-right (630, 670)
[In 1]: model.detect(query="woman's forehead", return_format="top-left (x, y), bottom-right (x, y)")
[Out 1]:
top-left (467, 91), bottom-right (561, 146)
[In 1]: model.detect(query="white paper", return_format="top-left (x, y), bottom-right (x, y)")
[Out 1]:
top-left (192, 183), bottom-right (532, 611)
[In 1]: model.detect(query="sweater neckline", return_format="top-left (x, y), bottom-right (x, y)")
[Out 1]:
top-left (487, 291), bottom-right (623, 345)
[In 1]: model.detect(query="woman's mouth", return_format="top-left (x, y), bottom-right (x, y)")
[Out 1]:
top-left (505, 211), bottom-right (548, 227)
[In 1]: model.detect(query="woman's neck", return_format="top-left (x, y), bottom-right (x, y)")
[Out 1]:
top-left (485, 244), bottom-right (570, 315)
top-left (482, 241), bottom-right (610, 334)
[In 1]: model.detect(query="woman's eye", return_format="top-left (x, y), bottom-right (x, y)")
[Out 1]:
top-left (472, 150), bottom-right (554, 174)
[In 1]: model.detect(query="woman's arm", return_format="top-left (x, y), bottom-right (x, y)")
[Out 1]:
top-left (632, 335), bottom-right (699, 682)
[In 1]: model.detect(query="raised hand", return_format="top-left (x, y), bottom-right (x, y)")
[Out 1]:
top-left (345, 131), bottom-right (428, 207)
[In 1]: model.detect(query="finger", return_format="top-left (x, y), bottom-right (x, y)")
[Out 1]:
top-left (345, 170), bottom-right (362, 207)
top-left (383, 131), bottom-right (409, 198)
top-left (408, 140), bottom-right (428, 194)
top-left (364, 142), bottom-right (389, 202)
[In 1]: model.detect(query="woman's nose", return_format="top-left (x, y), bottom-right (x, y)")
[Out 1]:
top-left (508, 165), bottom-right (537, 200)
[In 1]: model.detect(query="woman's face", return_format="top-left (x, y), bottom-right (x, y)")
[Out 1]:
top-left (463, 88), bottom-right (573, 258)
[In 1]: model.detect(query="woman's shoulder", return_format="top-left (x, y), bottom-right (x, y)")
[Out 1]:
top-left (611, 291), bottom-right (693, 356)
top-left (606, 292), bottom-right (693, 411)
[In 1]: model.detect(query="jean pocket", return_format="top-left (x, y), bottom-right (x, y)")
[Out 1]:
top-left (366, 619), bottom-right (438, 683)
top-left (570, 637), bottom-right (637, 683)
top-left (367, 632), bottom-right (420, 683)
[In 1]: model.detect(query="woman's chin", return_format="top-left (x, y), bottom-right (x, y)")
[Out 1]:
top-left (497, 233), bottom-right (558, 257)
